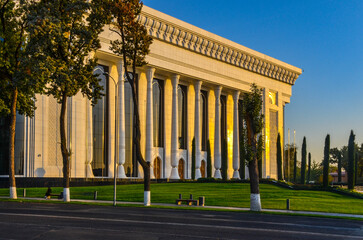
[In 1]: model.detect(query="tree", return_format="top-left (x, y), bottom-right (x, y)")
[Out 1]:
top-left (330, 147), bottom-right (342, 183)
top-left (300, 137), bottom-right (307, 184)
top-left (0, 0), bottom-right (38, 199)
top-left (323, 134), bottom-right (330, 188)
top-left (241, 84), bottom-right (264, 211)
top-left (109, 0), bottom-right (153, 205)
top-left (348, 130), bottom-right (355, 190)
top-left (206, 139), bottom-right (212, 178)
top-left (307, 152), bottom-right (311, 183)
top-left (26, 0), bottom-right (110, 202)
top-left (239, 105), bottom-right (246, 179)
top-left (284, 144), bottom-right (297, 181)
top-left (276, 133), bottom-right (282, 180)
top-left (293, 149), bottom-right (297, 183)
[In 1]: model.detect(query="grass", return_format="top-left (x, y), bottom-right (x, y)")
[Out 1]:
top-left (0, 183), bottom-right (362, 215)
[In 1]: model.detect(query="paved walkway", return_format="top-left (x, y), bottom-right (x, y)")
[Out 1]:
top-left (3, 196), bottom-right (362, 219)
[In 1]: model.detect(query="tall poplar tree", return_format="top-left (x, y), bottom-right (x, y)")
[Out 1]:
top-left (26, 0), bottom-right (110, 201)
top-left (0, 0), bottom-right (38, 199)
top-left (307, 152), bottom-right (311, 183)
top-left (293, 150), bottom-right (297, 183)
top-left (276, 133), bottom-right (282, 180)
top-left (348, 130), bottom-right (355, 190)
top-left (300, 137), bottom-right (307, 184)
top-left (323, 134), bottom-right (330, 188)
top-left (242, 84), bottom-right (264, 211)
top-left (109, 0), bottom-right (153, 205)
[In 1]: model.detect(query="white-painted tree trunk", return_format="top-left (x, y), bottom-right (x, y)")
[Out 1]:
top-left (63, 187), bottom-right (70, 202)
top-left (144, 191), bottom-right (150, 206)
top-left (250, 193), bottom-right (261, 211)
top-left (9, 187), bottom-right (17, 199)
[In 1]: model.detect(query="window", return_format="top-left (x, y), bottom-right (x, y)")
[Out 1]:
top-left (200, 90), bottom-right (208, 151)
top-left (269, 91), bottom-right (277, 105)
top-left (153, 79), bottom-right (164, 147)
top-left (92, 65), bottom-right (109, 177)
top-left (178, 85), bottom-right (187, 149)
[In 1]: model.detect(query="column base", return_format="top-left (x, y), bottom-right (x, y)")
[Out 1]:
top-left (117, 165), bottom-right (127, 179)
top-left (169, 167), bottom-right (180, 179)
top-left (232, 170), bottom-right (240, 179)
top-left (214, 169), bottom-right (222, 179)
top-left (195, 168), bottom-right (202, 179)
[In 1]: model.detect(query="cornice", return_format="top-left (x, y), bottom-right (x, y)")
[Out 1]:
top-left (139, 6), bottom-right (302, 85)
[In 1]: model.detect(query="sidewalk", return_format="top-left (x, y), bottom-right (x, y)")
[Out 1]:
top-left (3, 196), bottom-right (363, 219)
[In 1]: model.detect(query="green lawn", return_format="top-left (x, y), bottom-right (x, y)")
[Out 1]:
top-left (0, 183), bottom-right (362, 215)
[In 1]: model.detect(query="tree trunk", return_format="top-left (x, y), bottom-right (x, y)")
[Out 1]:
top-left (60, 94), bottom-right (70, 202)
top-left (246, 116), bottom-right (261, 211)
top-left (8, 87), bottom-right (18, 199)
top-left (129, 78), bottom-right (151, 206)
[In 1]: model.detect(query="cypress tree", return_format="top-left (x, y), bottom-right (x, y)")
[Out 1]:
top-left (222, 138), bottom-right (228, 180)
top-left (337, 151), bottom-right (342, 183)
top-left (348, 130), bottom-right (355, 190)
top-left (300, 137), bottom-right (307, 184)
top-left (192, 137), bottom-right (196, 180)
top-left (323, 134), bottom-right (330, 188)
top-left (355, 151), bottom-right (358, 185)
top-left (206, 139), bottom-right (212, 178)
top-left (307, 152), bottom-right (311, 183)
top-left (293, 150), bottom-right (297, 183)
top-left (276, 133), bottom-right (283, 180)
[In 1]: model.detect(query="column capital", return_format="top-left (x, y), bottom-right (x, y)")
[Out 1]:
top-left (215, 85), bottom-right (222, 97)
top-left (146, 67), bottom-right (156, 82)
top-left (172, 74), bottom-right (180, 87)
top-left (233, 90), bottom-right (240, 101)
top-left (194, 80), bottom-right (202, 89)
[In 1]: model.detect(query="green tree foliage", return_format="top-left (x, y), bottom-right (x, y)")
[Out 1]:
top-left (323, 134), bottom-right (330, 188)
top-left (109, 0), bottom-right (153, 195)
top-left (0, 0), bottom-right (39, 199)
top-left (276, 133), bottom-right (282, 180)
top-left (307, 152), bottom-right (311, 183)
top-left (191, 137), bottom-right (195, 180)
top-left (241, 84), bottom-right (264, 211)
top-left (221, 138), bottom-right (228, 180)
top-left (206, 139), bottom-right (212, 178)
top-left (293, 149), bottom-right (297, 183)
top-left (348, 130), bottom-right (355, 189)
top-left (300, 137), bottom-right (307, 184)
top-left (330, 147), bottom-right (343, 183)
top-left (26, 0), bottom-right (110, 200)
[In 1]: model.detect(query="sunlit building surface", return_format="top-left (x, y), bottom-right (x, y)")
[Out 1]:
top-left (0, 6), bottom-right (302, 180)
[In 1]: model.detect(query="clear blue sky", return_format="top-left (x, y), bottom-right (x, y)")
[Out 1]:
top-left (143, 0), bottom-right (363, 163)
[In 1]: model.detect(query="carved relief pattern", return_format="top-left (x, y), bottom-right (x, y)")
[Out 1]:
top-left (138, 14), bottom-right (299, 85)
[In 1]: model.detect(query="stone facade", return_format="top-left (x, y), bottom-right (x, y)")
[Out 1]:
top-left (0, 5), bottom-right (301, 180)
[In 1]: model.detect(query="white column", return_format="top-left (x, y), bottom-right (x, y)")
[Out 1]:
top-left (86, 98), bottom-right (94, 178)
top-left (170, 74), bottom-right (180, 179)
top-left (194, 80), bottom-right (202, 179)
top-left (232, 90), bottom-right (240, 179)
top-left (214, 86), bottom-right (222, 179)
top-left (117, 61), bottom-right (127, 178)
top-left (146, 67), bottom-right (155, 178)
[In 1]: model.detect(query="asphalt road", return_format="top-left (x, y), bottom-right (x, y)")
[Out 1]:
top-left (0, 201), bottom-right (362, 240)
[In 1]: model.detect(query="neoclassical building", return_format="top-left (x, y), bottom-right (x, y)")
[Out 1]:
top-left (0, 6), bottom-right (301, 180)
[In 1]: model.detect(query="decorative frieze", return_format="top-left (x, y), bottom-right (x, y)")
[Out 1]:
top-left (138, 14), bottom-right (300, 85)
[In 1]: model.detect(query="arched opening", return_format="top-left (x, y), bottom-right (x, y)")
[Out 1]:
top-left (153, 157), bottom-right (161, 179)
top-left (178, 159), bottom-right (185, 180)
top-left (178, 85), bottom-right (187, 149)
top-left (201, 160), bottom-right (206, 178)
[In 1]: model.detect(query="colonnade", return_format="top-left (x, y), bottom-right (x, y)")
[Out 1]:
top-left (115, 63), bottom-right (246, 180)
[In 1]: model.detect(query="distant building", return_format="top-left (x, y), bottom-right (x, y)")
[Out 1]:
top-left (0, 6), bottom-right (302, 180)
top-left (330, 171), bottom-right (347, 183)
